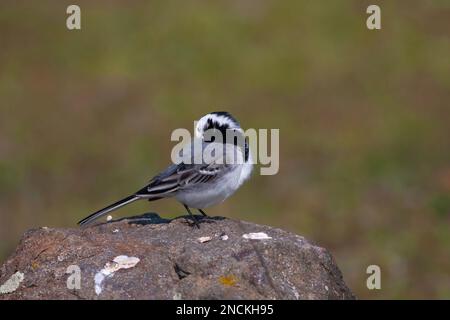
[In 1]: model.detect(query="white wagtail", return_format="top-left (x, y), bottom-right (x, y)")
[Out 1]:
top-left (78, 111), bottom-right (253, 227)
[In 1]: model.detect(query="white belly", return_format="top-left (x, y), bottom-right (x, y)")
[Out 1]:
top-left (175, 169), bottom-right (241, 209)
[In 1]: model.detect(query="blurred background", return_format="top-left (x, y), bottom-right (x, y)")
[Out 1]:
top-left (0, 0), bottom-right (449, 299)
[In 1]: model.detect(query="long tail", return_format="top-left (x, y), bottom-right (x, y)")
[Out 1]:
top-left (78, 195), bottom-right (140, 226)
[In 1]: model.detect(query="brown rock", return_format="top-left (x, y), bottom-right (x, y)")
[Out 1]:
top-left (0, 213), bottom-right (355, 300)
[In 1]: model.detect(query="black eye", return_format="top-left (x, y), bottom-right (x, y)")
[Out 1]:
top-left (203, 130), bottom-right (216, 142)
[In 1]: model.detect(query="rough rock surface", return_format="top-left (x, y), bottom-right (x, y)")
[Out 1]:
top-left (0, 213), bottom-right (354, 300)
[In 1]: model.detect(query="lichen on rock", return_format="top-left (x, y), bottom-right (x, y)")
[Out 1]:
top-left (0, 272), bottom-right (24, 294)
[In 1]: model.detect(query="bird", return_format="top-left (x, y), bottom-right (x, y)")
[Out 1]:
top-left (78, 111), bottom-right (253, 228)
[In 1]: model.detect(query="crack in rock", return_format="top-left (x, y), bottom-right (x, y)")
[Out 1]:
top-left (174, 263), bottom-right (191, 280)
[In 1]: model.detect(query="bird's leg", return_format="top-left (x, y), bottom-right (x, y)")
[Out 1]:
top-left (198, 209), bottom-right (208, 217)
top-left (183, 204), bottom-right (200, 229)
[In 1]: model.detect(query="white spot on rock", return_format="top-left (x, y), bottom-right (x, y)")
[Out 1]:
top-left (325, 285), bottom-right (329, 291)
top-left (0, 271), bottom-right (24, 294)
top-left (173, 292), bottom-right (182, 300)
top-left (242, 232), bottom-right (272, 240)
top-left (197, 236), bottom-right (212, 243)
top-left (292, 287), bottom-right (300, 299)
top-left (94, 255), bottom-right (140, 295)
top-left (112, 229), bottom-right (119, 233)
top-left (221, 234), bottom-right (229, 241)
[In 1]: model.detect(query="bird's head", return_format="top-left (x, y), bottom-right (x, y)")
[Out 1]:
top-left (195, 111), bottom-right (243, 142)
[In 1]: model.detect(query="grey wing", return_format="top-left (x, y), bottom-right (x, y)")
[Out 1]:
top-left (135, 162), bottom-right (232, 198)
top-left (135, 140), bottom-right (238, 198)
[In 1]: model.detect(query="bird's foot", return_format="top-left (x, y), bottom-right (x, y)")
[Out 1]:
top-left (185, 216), bottom-right (200, 229)
top-left (183, 204), bottom-right (201, 229)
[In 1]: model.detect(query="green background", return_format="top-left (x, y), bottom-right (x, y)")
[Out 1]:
top-left (0, 0), bottom-right (449, 299)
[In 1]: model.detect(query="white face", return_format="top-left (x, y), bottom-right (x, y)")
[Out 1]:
top-left (195, 112), bottom-right (241, 139)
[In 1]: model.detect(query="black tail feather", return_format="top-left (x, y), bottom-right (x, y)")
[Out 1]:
top-left (78, 195), bottom-right (139, 226)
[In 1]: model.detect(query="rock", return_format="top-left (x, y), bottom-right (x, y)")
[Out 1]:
top-left (0, 213), bottom-right (355, 300)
